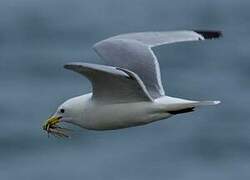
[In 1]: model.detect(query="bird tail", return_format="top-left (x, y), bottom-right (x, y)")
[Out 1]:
top-left (167, 100), bottom-right (221, 115)
top-left (194, 100), bottom-right (221, 106)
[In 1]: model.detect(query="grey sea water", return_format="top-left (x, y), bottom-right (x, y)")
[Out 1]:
top-left (1, 0), bottom-right (250, 179)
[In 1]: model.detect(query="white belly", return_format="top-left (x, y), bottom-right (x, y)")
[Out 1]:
top-left (69, 94), bottom-right (194, 130)
top-left (79, 101), bottom-right (171, 130)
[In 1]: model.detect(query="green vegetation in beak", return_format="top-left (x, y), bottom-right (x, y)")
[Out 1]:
top-left (42, 116), bottom-right (70, 138)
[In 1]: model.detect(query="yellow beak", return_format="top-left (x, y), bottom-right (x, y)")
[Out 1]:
top-left (42, 116), bottom-right (61, 131)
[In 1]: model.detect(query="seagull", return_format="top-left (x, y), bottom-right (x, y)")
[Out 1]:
top-left (42, 30), bottom-right (222, 137)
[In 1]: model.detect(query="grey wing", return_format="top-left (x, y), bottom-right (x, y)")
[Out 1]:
top-left (64, 62), bottom-right (153, 103)
top-left (93, 30), bottom-right (222, 99)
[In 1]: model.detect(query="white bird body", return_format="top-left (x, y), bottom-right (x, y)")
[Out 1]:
top-left (43, 30), bottom-right (222, 135)
top-left (60, 93), bottom-right (218, 130)
top-left (62, 93), bottom-right (171, 130)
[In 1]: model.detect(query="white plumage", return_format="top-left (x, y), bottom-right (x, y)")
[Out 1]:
top-left (43, 30), bottom-right (222, 136)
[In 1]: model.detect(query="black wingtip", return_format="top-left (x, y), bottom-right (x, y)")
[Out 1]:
top-left (64, 64), bottom-right (71, 69)
top-left (168, 107), bottom-right (195, 115)
top-left (64, 62), bottom-right (81, 69)
top-left (194, 30), bottom-right (223, 39)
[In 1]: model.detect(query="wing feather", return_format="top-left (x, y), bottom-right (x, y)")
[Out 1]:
top-left (64, 62), bottom-right (153, 103)
top-left (93, 30), bottom-right (222, 99)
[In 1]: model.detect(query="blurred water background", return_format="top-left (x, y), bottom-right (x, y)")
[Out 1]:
top-left (1, 0), bottom-right (250, 179)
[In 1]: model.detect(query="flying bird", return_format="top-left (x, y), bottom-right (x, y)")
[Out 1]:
top-left (42, 30), bottom-right (222, 137)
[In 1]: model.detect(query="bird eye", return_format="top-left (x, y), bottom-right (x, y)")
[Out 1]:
top-left (60, 109), bottom-right (65, 113)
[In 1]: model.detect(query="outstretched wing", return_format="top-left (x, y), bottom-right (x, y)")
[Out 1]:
top-left (93, 30), bottom-right (222, 99)
top-left (64, 62), bottom-right (153, 103)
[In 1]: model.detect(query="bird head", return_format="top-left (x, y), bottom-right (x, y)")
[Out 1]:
top-left (42, 96), bottom-right (82, 138)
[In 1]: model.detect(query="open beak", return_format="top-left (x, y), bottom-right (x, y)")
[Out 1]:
top-left (42, 116), bottom-right (61, 131)
top-left (42, 116), bottom-right (70, 138)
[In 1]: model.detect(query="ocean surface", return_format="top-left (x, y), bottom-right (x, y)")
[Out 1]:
top-left (1, 0), bottom-right (250, 179)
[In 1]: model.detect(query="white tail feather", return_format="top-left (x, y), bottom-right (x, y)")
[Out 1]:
top-left (196, 100), bottom-right (221, 106)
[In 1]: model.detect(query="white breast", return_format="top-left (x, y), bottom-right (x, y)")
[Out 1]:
top-left (75, 96), bottom-right (171, 130)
